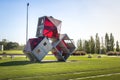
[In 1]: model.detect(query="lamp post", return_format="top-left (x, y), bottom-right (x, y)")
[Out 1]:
top-left (26, 3), bottom-right (29, 44)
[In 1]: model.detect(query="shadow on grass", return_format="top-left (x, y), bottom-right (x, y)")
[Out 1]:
top-left (0, 60), bottom-right (65, 66)
top-left (0, 61), bottom-right (32, 66)
top-left (41, 60), bottom-right (63, 63)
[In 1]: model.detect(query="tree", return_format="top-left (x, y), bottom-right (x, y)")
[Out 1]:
top-left (110, 33), bottom-right (114, 51)
top-left (105, 33), bottom-right (110, 52)
top-left (0, 39), bottom-right (20, 50)
top-left (77, 39), bottom-right (83, 51)
top-left (95, 33), bottom-right (100, 54)
top-left (101, 37), bottom-right (106, 54)
top-left (84, 40), bottom-right (90, 53)
top-left (0, 39), bottom-right (8, 50)
top-left (6, 42), bottom-right (19, 50)
top-left (116, 41), bottom-right (119, 52)
top-left (90, 36), bottom-right (95, 54)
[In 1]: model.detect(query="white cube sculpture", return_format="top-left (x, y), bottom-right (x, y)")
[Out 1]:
top-left (52, 34), bottom-right (76, 61)
top-left (24, 37), bottom-right (52, 62)
top-left (24, 16), bottom-right (75, 62)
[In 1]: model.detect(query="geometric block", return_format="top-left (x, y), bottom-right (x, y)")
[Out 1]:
top-left (23, 37), bottom-right (52, 62)
top-left (23, 38), bottom-right (36, 62)
top-left (23, 16), bottom-right (76, 62)
top-left (36, 16), bottom-right (62, 39)
top-left (52, 34), bottom-right (76, 61)
top-left (32, 37), bottom-right (53, 61)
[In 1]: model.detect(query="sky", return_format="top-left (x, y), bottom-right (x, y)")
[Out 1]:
top-left (0, 0), bottom-right (120, 45)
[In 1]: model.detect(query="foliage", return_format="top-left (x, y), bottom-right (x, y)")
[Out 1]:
top-left (0, 39), bottom-right (7, 50)
top-left (116, 41), bottom-right (119, 52)
top-left (105, 33), bottom-right (110, 52)
top-left (90, 36), bottom-right (95, 53)
top-left (107, 51), bottom-right (120, 56)
top-left (101, 47), bottom-right (106, 54)
top-left (84, 40), bottom-right (91, 53)
top-left (77, 39), bottom-right (83, 51)
top-left (0, 39), bottom-right (23, 50)
top-left (6, 42), bottom-right (19, 50)
top-left (72, 51), bottom-right (86, 55)
top-left (105, 33), bottom-right (115, 52)
top-left (95, 33), bottom-right (100, 54)
top-left (77, 33), bottom-right (118, 54)
top-left (110, 33), bottom-right (114, 51)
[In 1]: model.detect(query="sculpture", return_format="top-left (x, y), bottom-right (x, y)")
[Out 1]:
top-left (24, 16), bottom-right (75, 62)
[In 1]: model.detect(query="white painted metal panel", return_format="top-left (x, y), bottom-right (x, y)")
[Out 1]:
top-left (23, 40), bottom-right (31, 52)
top-left (36, 25), bottom-right (44, 37)
top-left (32, 37), bottom-right (52, 61)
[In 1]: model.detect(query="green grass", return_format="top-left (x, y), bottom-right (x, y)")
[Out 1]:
top-left (0, 55), bottom-right (120, 80)
top-left (0, 50), bottom-right (52, 54)
top-left (0, 50), bottom-right (23, 54)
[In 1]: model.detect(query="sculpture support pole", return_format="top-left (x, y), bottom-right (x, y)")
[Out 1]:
top-left (26, 3), bottom-right (29, 44)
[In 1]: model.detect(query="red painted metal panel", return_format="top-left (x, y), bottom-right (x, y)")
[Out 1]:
top-left (29, 37), bottom-right (44, 50)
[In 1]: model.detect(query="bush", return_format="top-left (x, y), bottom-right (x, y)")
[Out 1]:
top-left (107, 51), bottom-right (115, 55)
top-left (107, 51), bottom-right (120, 56)
top-left (2, 52), bottom-right (6, 54)
top-left (97, 55), bottom-right (102, 58)
top-left (88, 54), bottom-right (92, 58)
top-left (72, 51), bottom-right (87, 56)
top-left (116, 52), bottom-right (120, 55)
top-left (2, 52), bottom-right (7, 57)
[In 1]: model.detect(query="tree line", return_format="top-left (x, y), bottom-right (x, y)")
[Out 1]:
top-left (0, 39), bottom-right (24, 50)
top-left (77, 33), bottom-right (120, 54)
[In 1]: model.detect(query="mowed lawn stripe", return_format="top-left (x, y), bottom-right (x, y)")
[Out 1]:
top-left (69, 73), bottom-right (120, 80)
top-left (6, 67), bottom-right (120, 80)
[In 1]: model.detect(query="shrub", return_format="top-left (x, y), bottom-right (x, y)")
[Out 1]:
top-left (88, 54), bottom-right (92, 58)
top-left (115, 52), bottom-right (120, 56)
top-left (2, 52), bottom-right (7, 57)
top-left (2, 52), bottom-right (6, 54)
top-left (72, 51), bottom-right (87, 56)
top-left (107, 51), bottom-right (115, 56)
top-left (107, 51), bottom-right (120, 56)
top-left (97, 55), bottom-right (102, 58)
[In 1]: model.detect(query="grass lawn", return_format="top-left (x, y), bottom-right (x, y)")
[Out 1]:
top-left (0, 55), bottom-right (120, 80)
top-left (0, 50), bottom-right (52, 54)
top-left (0, 50), bottom-right (23, 54)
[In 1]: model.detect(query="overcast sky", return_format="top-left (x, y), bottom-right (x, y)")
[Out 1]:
top-left (0, 0), bottom-right (120, 45)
